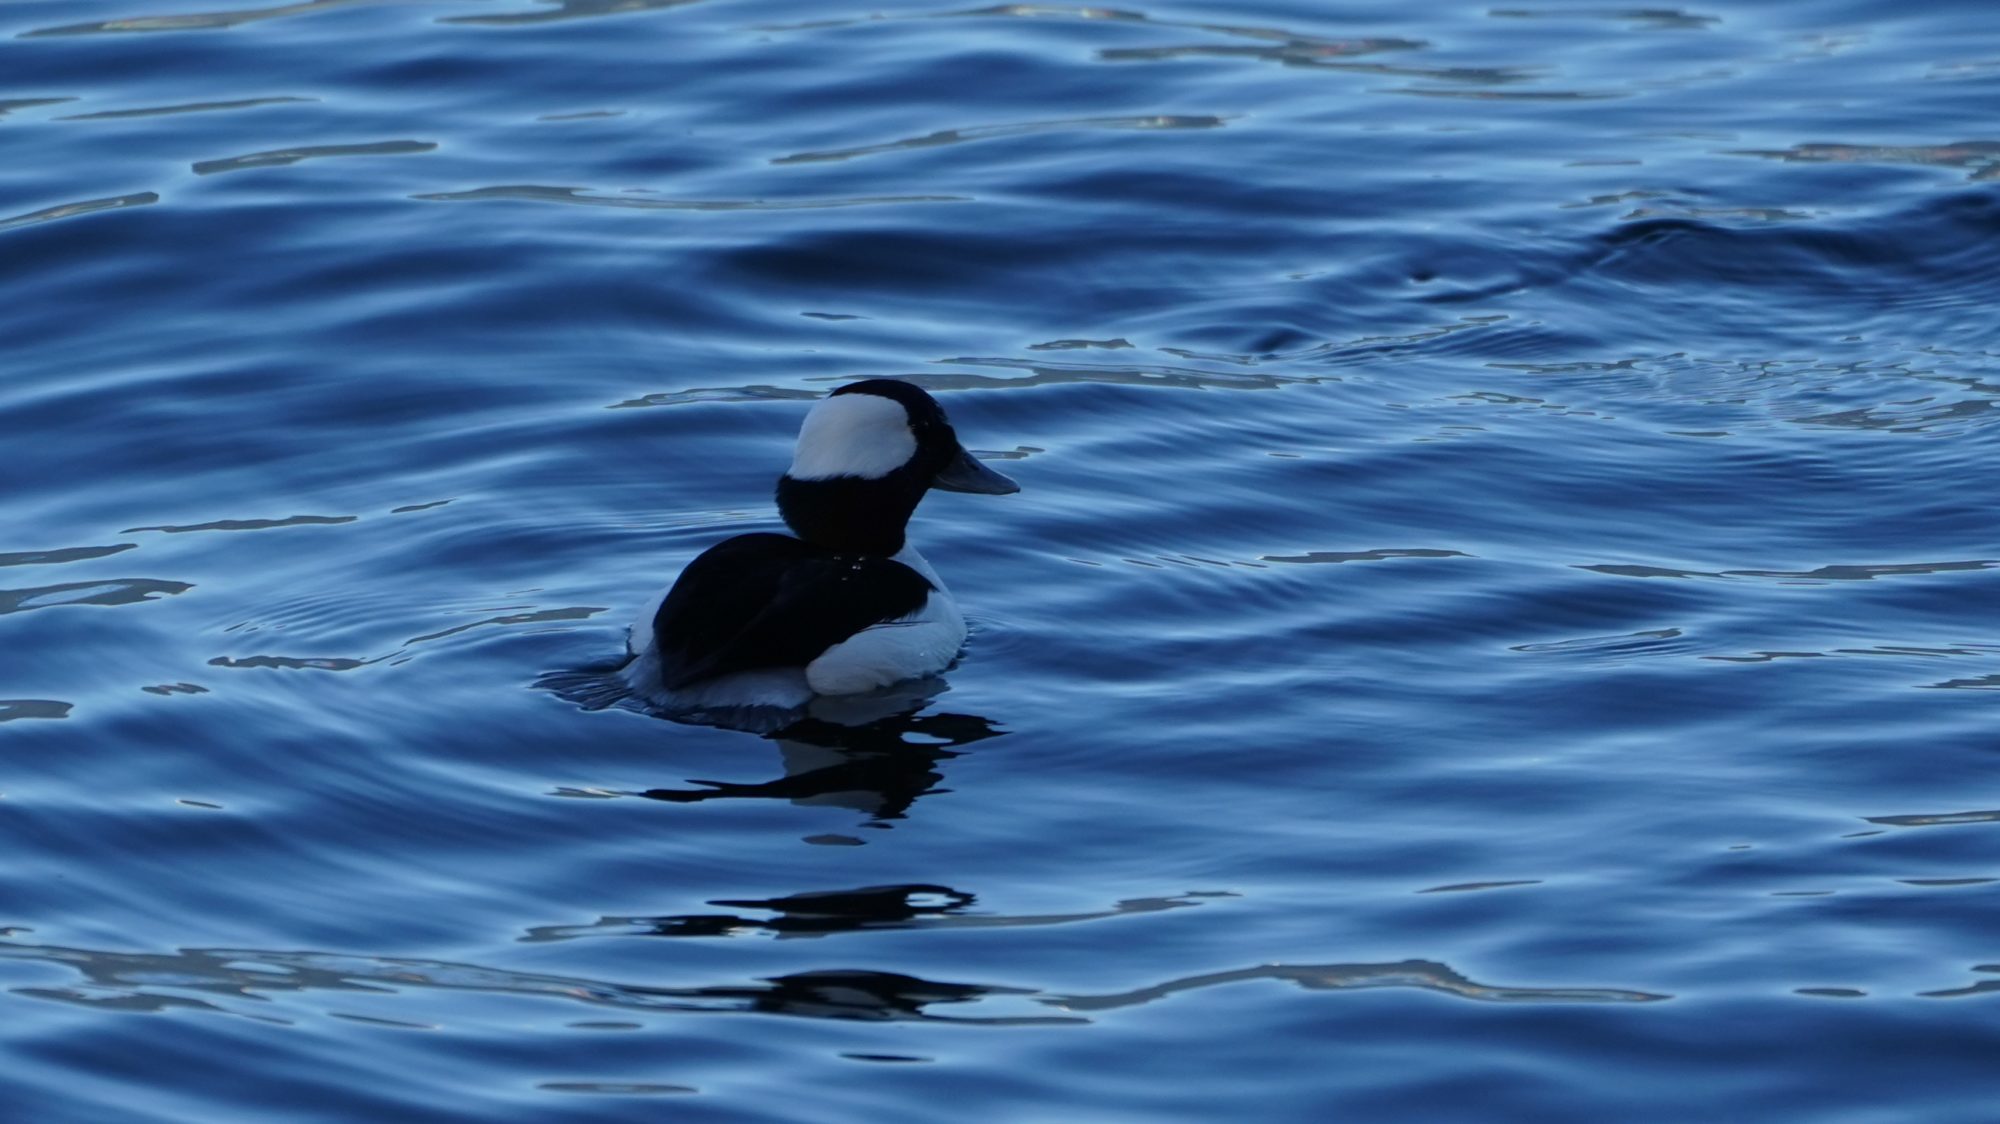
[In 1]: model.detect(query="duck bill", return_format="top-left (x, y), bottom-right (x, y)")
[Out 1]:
top-left (933, 446), bottom-right (1020, 495)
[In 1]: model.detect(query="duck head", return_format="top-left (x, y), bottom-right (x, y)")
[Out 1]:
top-left (776, 379), bottom-right (1018, 556)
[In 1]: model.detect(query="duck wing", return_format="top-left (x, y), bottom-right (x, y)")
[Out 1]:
top-left (650, 533), bottom-right (934, 690)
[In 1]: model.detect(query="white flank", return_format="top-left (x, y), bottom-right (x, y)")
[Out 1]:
top-left (806, 546), bottom-right (966, 695)
top-left (788, 393), bottom-right (917, 480)
top-left (619, 638), bottom-right (817, 712)
top-left (623, 546), bottom-right (966, 713)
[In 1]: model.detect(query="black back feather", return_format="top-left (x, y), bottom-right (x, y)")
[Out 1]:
top-left (650, 533), bottom-right (935, 690)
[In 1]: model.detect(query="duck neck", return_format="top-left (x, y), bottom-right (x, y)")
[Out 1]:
top-left (775, 474), bottom-right (922, 556)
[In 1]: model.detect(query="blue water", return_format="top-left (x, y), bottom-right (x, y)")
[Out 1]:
top-left (4, 0), bottom-right (1999, 1119)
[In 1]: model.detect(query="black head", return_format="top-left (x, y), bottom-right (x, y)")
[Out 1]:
top-left (776, 380), bottom-right (1018, 555)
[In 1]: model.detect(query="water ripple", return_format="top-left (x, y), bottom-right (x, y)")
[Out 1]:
top-left (1579, 560), bottom-right (1997, 583)
top-left (610, 385), bottom-right (821, 409)
top-left (414, 185), bottom-right (970, 210)
top-left (1049, 960), bottom-right (1668, 1010)
top-left (1729, 141), bottom-right (2000, 182)
top-left (924, 357), bottom-right (1319, 391)
top-left (0, 193), bottom-right (159, 232)
top-left (1417, 880), bottom-right (1544, 894)
top-left (0, 98), bottom-right (77, 117)
top-left (57, 97), bottom-right (317, 121)
top-left (440, 0), bottom-right (708, 26)
top-left (1098, 39), bottom-right (1428, 67)
top-left (1927, 674), bottom-right (2000, 691)
top-left (124, 515), bottom-right (357, 534)
top-left (773, 115), bottom-right (1227, 166)
top-left (0, 578), bottom-right (192, 615)
top-left (404, 605), bottom-right (606, 645)
top-left (206, 655), bottom-right (374, 672)
top-left (1866, 809), bottom-right (2000, 828)
top-left (0, 544), bottom-right (136, 568)
top-left (1262, 548), bottom-right (1470, 565)
top-left (540, 1082), bottom-right (694, 1095)
top-left (1489, 8), bottom-right (1720, 30)
top-left (1510, 628), bottom-right (1687, 657)
top-left (0, 700), bottom-right (73, 723)
top-left (20, 0), bottom-right (375, 37)
top-left (192, 140), bottom-right (437, 176)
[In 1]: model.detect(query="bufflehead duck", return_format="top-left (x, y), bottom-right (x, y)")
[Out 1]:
top-left (622, 379), bottom-right (1018, 716)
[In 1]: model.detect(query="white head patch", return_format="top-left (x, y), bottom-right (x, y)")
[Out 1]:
top-left (788, 393), bottom-right (918, 480)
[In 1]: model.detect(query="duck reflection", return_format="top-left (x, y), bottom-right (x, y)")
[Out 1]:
top-left (0, 940), bottom-right (1076, 1026)
top-left (0, 935), bottom-right (1662, 1031)
top-left (537, 667), bottom-right (1008, 826)
top-left (657, 969), bottom-right (1065, 1024)
top-left (523, 885), bottom-right (1215, 943)
top-left (639, 684), bottom-right (1006, 826)
top-left (530, 884), bottom-right (976, 941)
